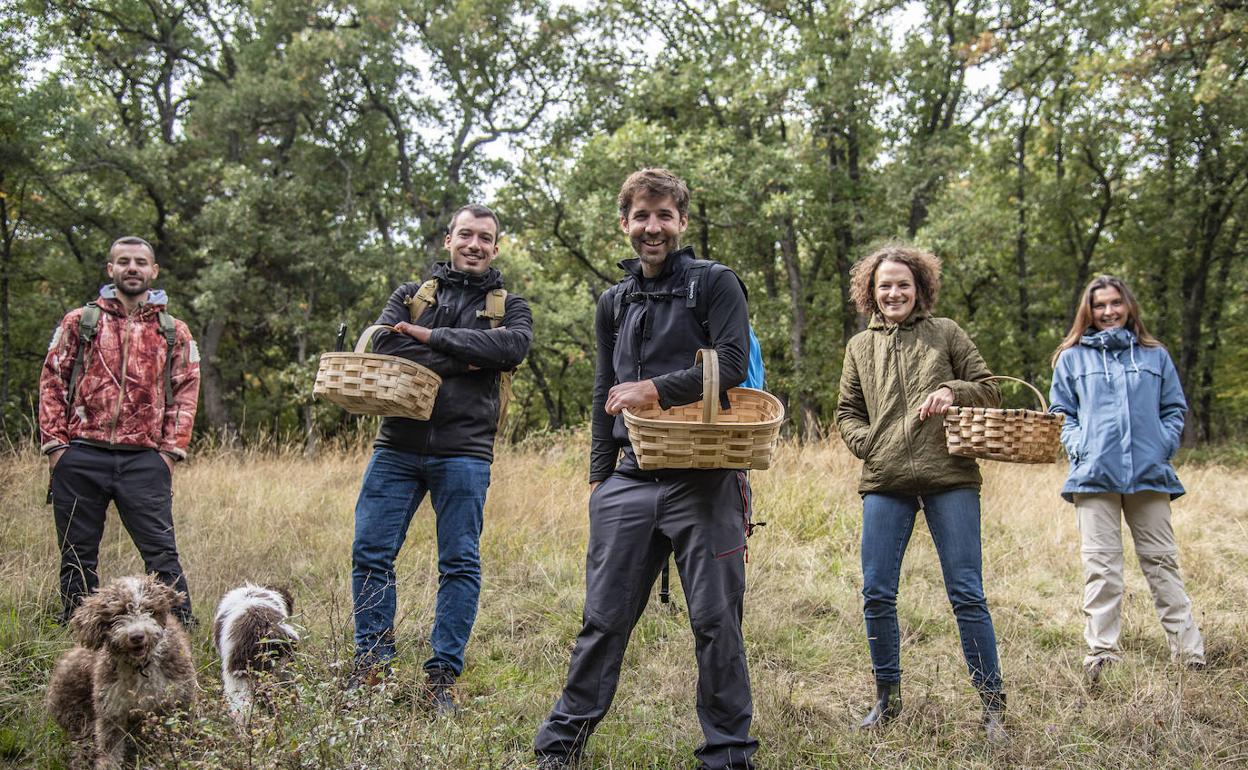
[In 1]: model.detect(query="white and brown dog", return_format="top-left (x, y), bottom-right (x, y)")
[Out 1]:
top-left (213, 583), bottom-right (298, 721)
top-left (46, 574), bottom-right (197, 770)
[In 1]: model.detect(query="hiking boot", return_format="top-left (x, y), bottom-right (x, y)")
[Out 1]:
top-left (979, 690), bottom-right (1009, 745)
top-left (345, 658), bottom-right (392, 691)
top-left (535, 754), bottom-right (575, 770)
top-left (425, 666), bottom-right (458, 716)
top-left (855, 681), bottom-right (901, 730)
top-left (1083, 654), bottom-right (1118, 685)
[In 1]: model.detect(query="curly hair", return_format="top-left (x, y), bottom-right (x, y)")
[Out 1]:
top-left (849, 244), bottom-right (942, 317)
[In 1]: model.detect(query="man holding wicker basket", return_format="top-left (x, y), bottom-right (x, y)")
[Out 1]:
top-left (534, 169), bottom-right (758, 770)
top-left (348, 204), bottom-right (532, 715)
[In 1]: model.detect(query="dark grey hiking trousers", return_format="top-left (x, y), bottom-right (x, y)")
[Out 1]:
top-left (535, 468), bottom-right (758, 770)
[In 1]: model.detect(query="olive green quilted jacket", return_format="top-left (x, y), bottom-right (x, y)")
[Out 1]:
top-left (836, 312), bottom-right (1000, 495)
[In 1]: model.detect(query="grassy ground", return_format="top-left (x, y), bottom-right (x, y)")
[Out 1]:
top-left (2, 436), bottom-right (1246, 768)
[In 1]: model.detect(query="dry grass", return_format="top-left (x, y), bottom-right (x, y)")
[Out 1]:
top-left (2, 437), bottom-right (1247, 768)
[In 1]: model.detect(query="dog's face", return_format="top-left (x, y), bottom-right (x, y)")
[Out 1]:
top-left (71, 575), bottom-right (184, 659)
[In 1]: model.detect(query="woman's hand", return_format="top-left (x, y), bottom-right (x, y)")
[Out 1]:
top-left (917, 386), bottom-right (954, 421)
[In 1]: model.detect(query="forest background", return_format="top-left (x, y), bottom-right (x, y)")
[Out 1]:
top-left (2, 0), bottom-right (1245, 450)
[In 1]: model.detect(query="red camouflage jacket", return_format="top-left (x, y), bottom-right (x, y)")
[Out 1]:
top-left (39, 288), bottom-right (200, 459)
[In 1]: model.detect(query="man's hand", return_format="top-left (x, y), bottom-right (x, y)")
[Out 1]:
top-left (589, 481), bottom-right (601, 494)
top-left (605, 380), bottom-right (660, 415)
top-left (917, 386), bottom-right (955, 421)
top-left (393, 322), bottom-right (432, 344)
top-left (160, 453), bottom-right (175, 474)
top-left (48, 448), bottom-right (66, 472)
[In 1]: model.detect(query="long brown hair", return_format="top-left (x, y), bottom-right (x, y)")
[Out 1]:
top-left (1051, 275), bottom-right (1162, 367)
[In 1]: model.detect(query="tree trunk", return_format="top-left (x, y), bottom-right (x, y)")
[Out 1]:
top-left (198, 315), bottom-right (238, 444)
top-left (1014, 118), bottom-right (1034, 384)
top-left (1196, 226), bottom-right (1239, 441)
top-left (779, 215), bottom-right (817, 438)
top-left (300, 288), bottom-right (317, 458)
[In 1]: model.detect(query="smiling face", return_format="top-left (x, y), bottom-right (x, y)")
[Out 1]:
top-left (620, 192), bottom-right (688, 277)
top-left (444, 212), bottom-right (499, 275)
top-left (874, 260), bottom-right (917, 323)
top-left (106, 242), bottom-right (159, 298)
top-left (1089, 286), bottom-right (1127, 331)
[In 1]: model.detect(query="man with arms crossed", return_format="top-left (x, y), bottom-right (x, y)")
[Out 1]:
top-left (535, 169), bottom-right (758, 769)
top-left (350, 204), bottom-right (533, 714)
top-left (40, 236), bottom-right (200, 625)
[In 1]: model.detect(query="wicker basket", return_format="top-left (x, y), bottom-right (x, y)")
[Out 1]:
top-left (944, 375), bottom-right (1065, 464)
top-left (313, 325), bottom-right (442, 421)
top-left (622, 349), bottom-right (785, 470)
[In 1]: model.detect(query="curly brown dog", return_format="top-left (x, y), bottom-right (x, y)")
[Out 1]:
top-left (46, 574), bottom-right (197, 770)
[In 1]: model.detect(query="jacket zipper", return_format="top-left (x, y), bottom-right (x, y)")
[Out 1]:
top-left (109, 313), bottom-right (133, 442)
top-left (892, 330), bottom-right (920, 488)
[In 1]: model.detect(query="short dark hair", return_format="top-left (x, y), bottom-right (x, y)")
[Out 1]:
top-left (617, 168), bottom-right (690, 220)
top-left (447, 204), bottom-right (500, 238)
top-left (849, 243), bottom-right (942, 317)
top-left (109, 236), bottom-right (155, 261)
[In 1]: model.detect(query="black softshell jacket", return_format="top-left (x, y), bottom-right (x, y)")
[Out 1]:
top-left (589, 247), bottom-right (750, 482)
top-left (372, 263), bottom-right (532, 462)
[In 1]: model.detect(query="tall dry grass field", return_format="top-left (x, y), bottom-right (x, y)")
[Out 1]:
top-left (2, 438), bottom-right (1246, 768)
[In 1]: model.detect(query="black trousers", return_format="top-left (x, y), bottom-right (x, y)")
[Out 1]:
top-left (535, 467), bottom-right (758, 770)
top-left (50, 444), bottom-right (191, 620)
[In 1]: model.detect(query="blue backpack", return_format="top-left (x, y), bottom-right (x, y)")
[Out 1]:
top-left (609, 259), bottom-right (766, 390)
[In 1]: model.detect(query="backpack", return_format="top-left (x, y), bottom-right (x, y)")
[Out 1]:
top-left (609, 260), bottom-right (766, 390)
top-left (67, 303), bottom-right (178, 408)
top-left (403, 278), bottom-right (514, 432)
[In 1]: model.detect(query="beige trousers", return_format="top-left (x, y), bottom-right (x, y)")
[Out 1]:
top-left (1075, 491), bottom-right (1204, 666)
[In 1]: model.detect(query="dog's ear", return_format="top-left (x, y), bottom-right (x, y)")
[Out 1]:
top-left (70, 594), bottom-right (110, 649)
top-left (275, 586), bottom-right (294, 615)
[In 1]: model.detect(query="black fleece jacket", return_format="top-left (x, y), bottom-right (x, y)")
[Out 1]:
top-left (371, 263), bottom-right (532, 462)
top-left (589, 247), bottom-right (750, 482)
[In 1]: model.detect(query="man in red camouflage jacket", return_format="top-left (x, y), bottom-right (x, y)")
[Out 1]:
top-left (39, 236), bottom-right (200, 624)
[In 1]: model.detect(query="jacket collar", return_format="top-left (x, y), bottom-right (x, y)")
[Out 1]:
top-left (431, 262), bottom-right (504, 291)
top-left (867, 309), bottom-right (930, 331)
top-left (618, 246), bottom-right (696, 281)
top-left (97, 285), bottom-right (168, 317)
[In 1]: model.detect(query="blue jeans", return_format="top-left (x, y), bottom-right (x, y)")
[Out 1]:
top-left (860, 488), bottom-right (1002, 692)
top-left (352, 448), bottom-right (491, 675)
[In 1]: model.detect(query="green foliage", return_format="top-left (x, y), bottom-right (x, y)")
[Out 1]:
top-left (1, 0), bottom-right (1245, 446)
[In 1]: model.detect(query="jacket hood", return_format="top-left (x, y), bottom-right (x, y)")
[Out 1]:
top-left (431, 262), bottom-right (504, 291)
top-left (1080, 326), bottom-right (1136, 351)
top-left (867, 309), bottom-right (931, 331)
top-left (618, 246), bottom-right (696, 280)
top-left (97, 285), bottom-right (168, 313)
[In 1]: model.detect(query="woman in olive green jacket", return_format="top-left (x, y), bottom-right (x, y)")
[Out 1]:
top-left (835, 244), bottom-right (1007, 742)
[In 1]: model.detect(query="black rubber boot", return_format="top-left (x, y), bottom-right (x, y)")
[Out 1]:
top-left (980, 690), bottom-right (1008, 745)
top-left (856, 681), bottom-right (902, 730)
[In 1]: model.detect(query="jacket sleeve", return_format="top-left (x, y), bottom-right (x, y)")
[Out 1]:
top-left (650, 267), bottom-right (749, 408)
top-left (835, 343), bottom-right (872, 460)
top-left (1158, 350), bottom-right (1187, 457)
top-left (371, 285), bottom-right (470, 378)
top-left (428, 294), bottom-right (533, 370)
top-left (590, 290), bottom-right (620, 483)
top-left (940, 322), bottom-right (1001, 408)
top-left (38, 311), bottom-right (80, 453)
top-left (1049, 351), bottom-right (1082, 461)
top-left (158, 321), bottom-right (200, 459)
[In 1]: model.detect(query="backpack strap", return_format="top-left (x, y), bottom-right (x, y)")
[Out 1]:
top-left (403, 278), bottom-right (440, 322)
top-left (157, 311), bottom-right (178, 408)
top-left (67, 303), bottom-right (102, 407)
top-left (479, 288), bottom-right (513, 434)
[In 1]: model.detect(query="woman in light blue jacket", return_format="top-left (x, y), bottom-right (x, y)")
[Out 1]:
top-left (1049, 275), bottom-right (1204, 683)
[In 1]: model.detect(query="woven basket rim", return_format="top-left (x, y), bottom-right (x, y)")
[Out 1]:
top-left (622, 386), bottom-right (784, 430)
top-left (317, 350), bottom-right (443, 383)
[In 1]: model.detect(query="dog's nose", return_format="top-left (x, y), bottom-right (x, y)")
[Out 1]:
top-left (128, 631), bottom-right (147, 647)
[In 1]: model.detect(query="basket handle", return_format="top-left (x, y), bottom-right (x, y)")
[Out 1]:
top-left (697, 348), bottom-right (719, 424)
top-left (976, 375), bottom-right (1048, 411)
top-left (354, 324), bottom-right (398, 354)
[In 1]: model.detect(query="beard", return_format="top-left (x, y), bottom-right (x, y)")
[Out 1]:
top-left (115, 276), bottom-right (151, 297)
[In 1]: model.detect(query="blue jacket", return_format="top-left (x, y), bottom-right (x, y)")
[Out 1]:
top-left (1049, 327), bottom-right (1186, 502)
